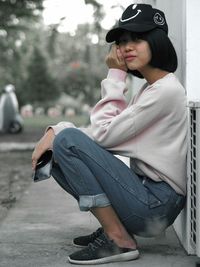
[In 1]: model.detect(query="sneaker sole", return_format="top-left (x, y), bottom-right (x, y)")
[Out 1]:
top-left (68, 249), bottom-right (139, 265)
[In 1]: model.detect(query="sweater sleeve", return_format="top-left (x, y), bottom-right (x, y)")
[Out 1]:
top-left (45, 68), bottom-right (127, 139)
top-left (90, 72), bottom-right (169, 148)
top-left (46, 122), bottom-right (94, 139)
top-left (46, 121), bottom-right (76, 135)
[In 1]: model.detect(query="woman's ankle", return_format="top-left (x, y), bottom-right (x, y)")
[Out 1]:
top-left (106, 229), bottom-right (137, 250)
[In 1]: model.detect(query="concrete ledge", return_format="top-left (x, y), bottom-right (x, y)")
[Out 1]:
top-left (0, 142), bottom-right (36, 152)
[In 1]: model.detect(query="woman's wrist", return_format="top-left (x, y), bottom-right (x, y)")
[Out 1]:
top-left (107, 68), bottom-right (127, 81)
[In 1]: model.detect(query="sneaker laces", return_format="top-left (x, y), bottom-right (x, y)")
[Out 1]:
top-left (88, 233), bottom-right (109, 251)
top-left (89, 227), bottom-right (103, 241)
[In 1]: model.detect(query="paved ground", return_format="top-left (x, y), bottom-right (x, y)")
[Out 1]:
top-left (0, 126), bottom-right (43, 221)
top-left (0, 150), bottom-right (32, 222)
top-left (0, 177), bottom-right (199, 267)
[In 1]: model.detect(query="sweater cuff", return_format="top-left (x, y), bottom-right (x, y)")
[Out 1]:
top-left (107, 69), bottom-right (127, 82)
top-left (45, 122), bottom-right (76, 135)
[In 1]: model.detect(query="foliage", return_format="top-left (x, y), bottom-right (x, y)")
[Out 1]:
top-left (0, 1), bottom-right (120, 109)
top-left (0, 0), bottom-right (43, 32)
top-left (85, 0), bottom-right (104, 35)
top-left (61, 61), bottom-right (102, 105)
top-left (0, 0), bottom-right (44, 92)
top-left (22, 47), bottom-right (59, 106)
top-left (45, 23), bottom-right (109, 106)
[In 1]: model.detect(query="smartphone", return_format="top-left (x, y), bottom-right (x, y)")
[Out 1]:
top-left (32, 150), bottom-right (53, 182)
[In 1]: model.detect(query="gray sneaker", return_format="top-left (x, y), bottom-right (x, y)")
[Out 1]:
top-left (72, 228), bottom-right (103, 248)
top-left (69, 232), bottom-right (139, 265)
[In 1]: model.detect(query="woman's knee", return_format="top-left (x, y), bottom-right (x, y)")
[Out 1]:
top-left (53, 128), bottom-right (86, 152)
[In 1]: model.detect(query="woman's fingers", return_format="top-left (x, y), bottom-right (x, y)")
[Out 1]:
top-left (31, 143), bottom-right (45, 170)
top-left (106, 44), bottom-right (127, 71)
top-left (31, 129), bottom-right (55, 170)
top-left (116, 47), bottom-right (124, 62)
top-left (31, 157), bottom-right (38, 171)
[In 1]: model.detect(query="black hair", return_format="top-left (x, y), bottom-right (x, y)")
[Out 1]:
top-left (116, 28), bottom-right (178, 79)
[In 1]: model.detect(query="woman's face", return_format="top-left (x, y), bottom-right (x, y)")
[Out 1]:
top-left (117, 32), bottom-right (152, 73)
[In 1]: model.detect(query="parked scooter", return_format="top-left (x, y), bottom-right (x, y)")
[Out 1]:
top-left (0, 84), bottom-right (23, 134)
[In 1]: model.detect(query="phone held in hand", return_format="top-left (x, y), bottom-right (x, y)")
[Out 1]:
top-left (32, 150), bottom-right (53, 182)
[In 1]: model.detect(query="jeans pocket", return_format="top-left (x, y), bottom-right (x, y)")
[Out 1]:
top-left (148, 191), bottom-right (163, 208)
top-left (145, 180), bottom-right (173, 209)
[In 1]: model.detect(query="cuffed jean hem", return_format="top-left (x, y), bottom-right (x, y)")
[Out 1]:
top-left (79, 193), bottom-right (111, 211)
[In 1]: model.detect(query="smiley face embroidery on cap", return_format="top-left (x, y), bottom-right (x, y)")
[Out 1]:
top-left (120, 4), bottom-right (142, 22)
top-left (153, 12), bottom-right (165, 25)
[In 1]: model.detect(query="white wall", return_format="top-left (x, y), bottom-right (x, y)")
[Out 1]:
top-left (185, 0), bottom-right (200, 101)
top-left (155, 0), bottom-right (186, 84)
top-left (134, 0), bottom-right (200, 101)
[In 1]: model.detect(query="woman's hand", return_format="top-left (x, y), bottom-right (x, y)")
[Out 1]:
top-left (105, 44), bottom-right (128, 72)
top-left (32, 128), bottom-right (55, 170)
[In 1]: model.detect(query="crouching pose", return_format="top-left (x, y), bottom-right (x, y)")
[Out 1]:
top-left (32, 4), bottom-right (187, 265)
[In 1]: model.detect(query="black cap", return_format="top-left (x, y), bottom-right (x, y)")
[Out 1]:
top-left (106, 4), bottom-right (168, 43)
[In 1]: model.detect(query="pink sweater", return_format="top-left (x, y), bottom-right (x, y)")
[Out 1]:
top-left (50, 69), bottom-right (188, 195)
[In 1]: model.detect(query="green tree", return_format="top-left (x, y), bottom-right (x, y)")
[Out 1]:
top-left (84, 0), bottom-right (104, 37)
top-left (62, 61), bottom-right (102, 106)
top-left (0, 0), bottom-right (43, 32)
top-left (47, 17), bottom-right (66, 58)
top-left (22, 47), bottom-right (59, 106)
top-left (0, 0), bottom-right (44, 97)
top-left (45, 23), bottom-right (108, 105)
top-left (0, 0), bottom-right (44, 61)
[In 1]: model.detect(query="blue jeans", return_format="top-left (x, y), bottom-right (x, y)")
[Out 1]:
top-left (52, 128), bottom-right (185, 237)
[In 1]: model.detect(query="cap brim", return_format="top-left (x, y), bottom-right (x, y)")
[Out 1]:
top-left (106, 24), bottom-right (155, 43)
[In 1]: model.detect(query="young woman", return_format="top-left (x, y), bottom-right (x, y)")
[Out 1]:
top-left (32, 4), bottom-right (187, 265)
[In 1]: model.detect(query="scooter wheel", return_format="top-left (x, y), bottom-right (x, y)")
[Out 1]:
top-left (9, 121), bottom-right (23, 134)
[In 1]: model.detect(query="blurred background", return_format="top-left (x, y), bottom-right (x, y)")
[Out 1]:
top-left (0, 0), bottom-right (134, 137)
